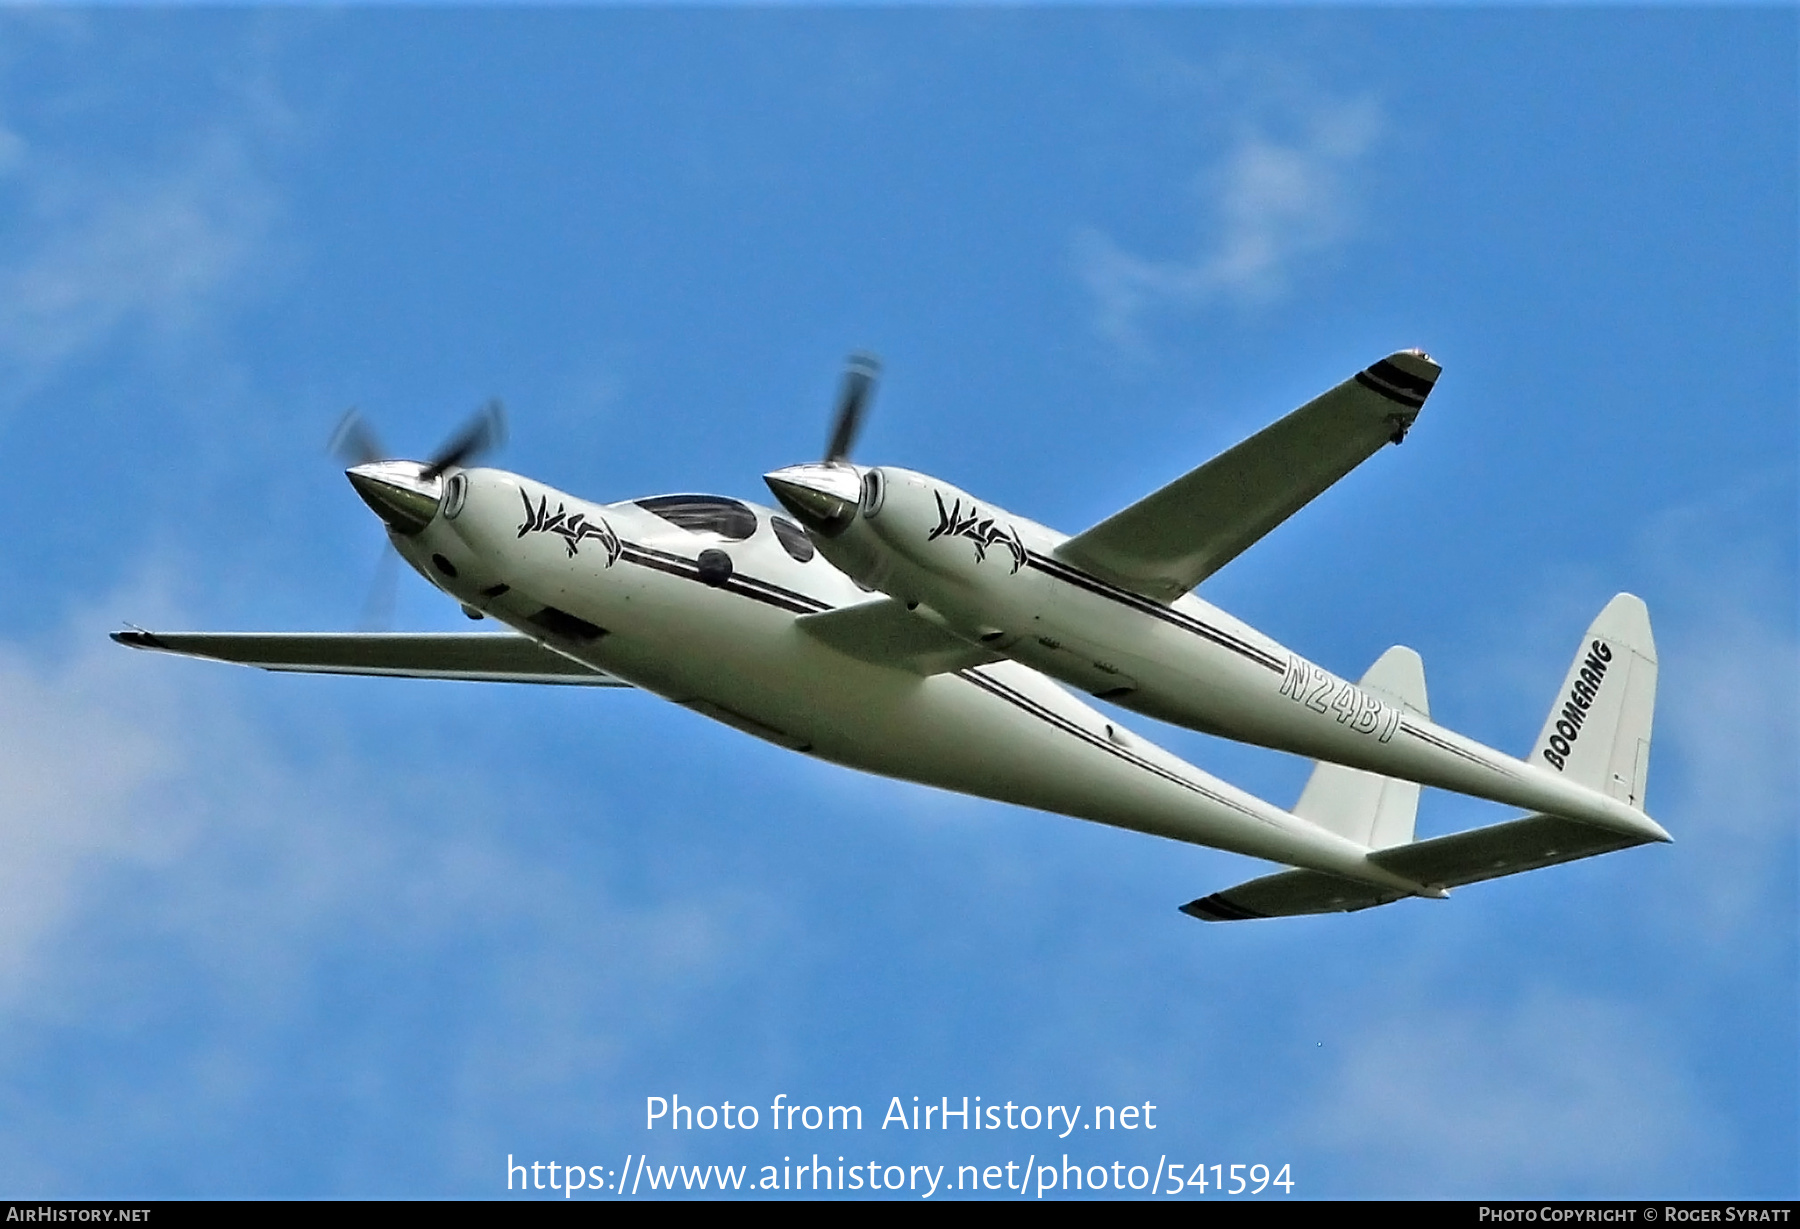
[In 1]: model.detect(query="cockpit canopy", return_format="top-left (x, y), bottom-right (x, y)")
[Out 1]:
top-left (632, 494), bottom-right (816, 563)
top-left (634, 495), bottom-right (757, 540)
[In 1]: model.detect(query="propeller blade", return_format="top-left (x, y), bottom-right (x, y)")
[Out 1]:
top-left (357, 543), bottom-right (402, 633)
top-left (333, 400), bottom-right (506, 631)
top-left (823, 353), bottom-right (880, 464)
top-left (328, 409), bottom-right (387, 468)
top-left (421, 399), bottom-right (507, 480)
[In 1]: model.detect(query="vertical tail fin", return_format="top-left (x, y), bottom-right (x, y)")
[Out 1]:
top-left (1530, 593), bottom-right (1658, 810)
top-left (1294, 646), bottom-right (1429, 849)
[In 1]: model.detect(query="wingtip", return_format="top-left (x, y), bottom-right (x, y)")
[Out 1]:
top-left (1178, 893), bottom-right (1264, 922)
top-left (1354, 352), bottom-right (1440, 415)
top-left (1389, 348), bottom-right (1441, 379)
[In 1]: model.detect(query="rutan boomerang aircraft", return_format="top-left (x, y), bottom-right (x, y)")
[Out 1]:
top-left (116, 352), bottom-right (1668, 921)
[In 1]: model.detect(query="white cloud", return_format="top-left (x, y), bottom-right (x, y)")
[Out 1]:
top-left (1426, 476), bottom-right (1796, 959)
top-left (1289, 480), bottom-right (1793, 1197)
top-left (0, 122), bottom-right (23, 178)
top-left (0, 129), bottom-right (280, 396)
top-left (0, 591), bottom-right (777, 1190)
top-left (1079, 92), bottom-right (1381, 350)
top-left (1304, 990), bottom-right (1718, 1196)
top-left (1636, 484), bottom-right (1799, 951)
top-left (0, 620), bottom-right (189, 994)
top-left (0, 19), bottom-right (295, 403)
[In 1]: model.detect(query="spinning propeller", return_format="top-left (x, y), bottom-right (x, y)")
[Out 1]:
top-left (823, 352), bottom-right (881, 465)
top-left (328, 400), bottom-right (508, 629)
top-left (329, 398), bottom-right (507, 477)
top-left (761, 353), bottom-right (883, 539)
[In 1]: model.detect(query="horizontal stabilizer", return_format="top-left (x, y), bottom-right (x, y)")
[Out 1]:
top-left (112, 631), bottom-right (628, 686)
top-left (1056, 350), bottom-right (1441, 601)
top-left (1293, 645), bottom-right (1428, 848)
top-left (1182, 812), bottom-right (1655, 921)
top-left (796, 597), bottom-right (1003, 675)
top-left (1529, 593), bottom-right (1658, 809)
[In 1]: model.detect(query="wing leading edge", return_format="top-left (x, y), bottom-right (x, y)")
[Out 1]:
top-left (795, 597), bottom-right (1004, 675)
top-left (1056, 350), bottom-right (1442, 602)
top-left (111, 631), bottom-right (629, 686)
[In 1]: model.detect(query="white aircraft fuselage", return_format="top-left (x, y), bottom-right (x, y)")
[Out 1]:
top-left (377, 462), bottom-right (1452, 898)
top-left (112, 350), bottom-right (1669, 921)
top-left (762, 463), bottom-right (1665, 846)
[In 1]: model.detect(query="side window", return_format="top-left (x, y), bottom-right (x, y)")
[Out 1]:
top-left (634, 495), bottom-right (757, 541)
top-left (771, 516), bottom-right (816, 563)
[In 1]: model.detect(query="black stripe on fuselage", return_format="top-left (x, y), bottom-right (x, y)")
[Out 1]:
top-left (1397, 718), bottom-right (1511, 774)
top-left (955, 666), bottom-right (1269, 825)
top-left (1024, 551), bottom-right (1285, 673)
top-left (1030, 544), bottom-right (1508, 784)
top-left (612, 538), bottom-right (1277, 819)
top-left (611, 540), bottom-right (1514, 809)
top-left (618, 541), bottom-right (831, 615)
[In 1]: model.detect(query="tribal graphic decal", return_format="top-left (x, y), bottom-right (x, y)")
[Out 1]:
top-left (928, 490), bottom-right (1027, 573)
top-left (517, 490), bottom-right (622, 564)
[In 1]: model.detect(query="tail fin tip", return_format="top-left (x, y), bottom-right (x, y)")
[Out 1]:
top-left (1530, 593), bottom-right (1658, 810)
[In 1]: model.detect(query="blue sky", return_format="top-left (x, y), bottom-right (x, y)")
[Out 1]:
top-left (0, 8), bottom-right (1793, 1200)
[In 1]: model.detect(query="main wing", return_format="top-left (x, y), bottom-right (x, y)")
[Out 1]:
top-left (112, 631), bottom-right (630, 686)
top-left (1055, 351), bottom-right (1441, 602)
